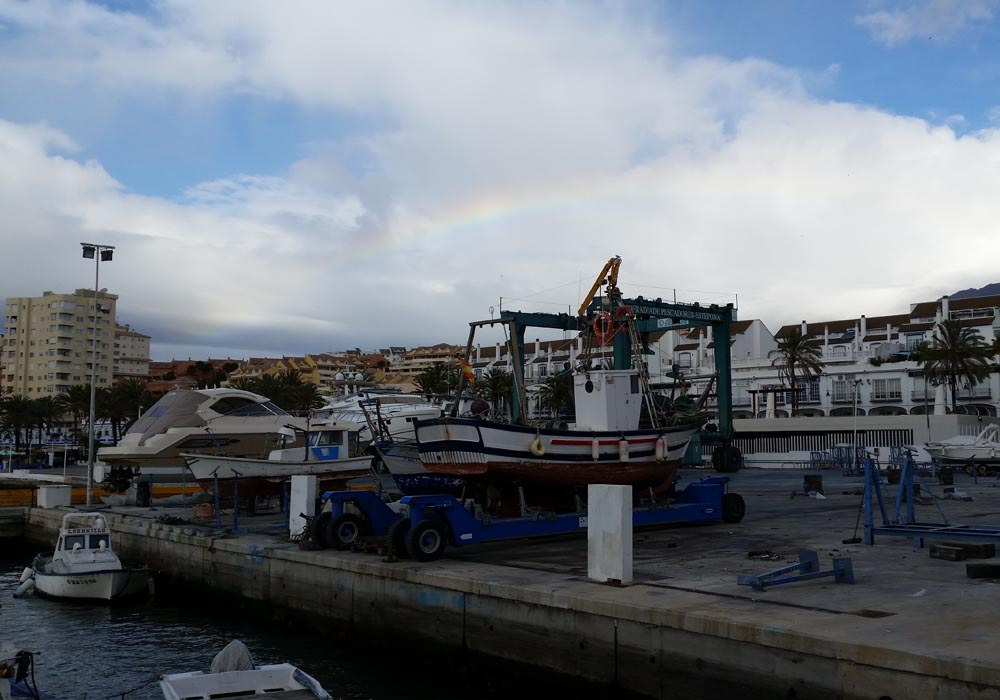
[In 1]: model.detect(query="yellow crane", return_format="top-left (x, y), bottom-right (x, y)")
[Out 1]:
top-left (576, 255), bottom-right (622, 317)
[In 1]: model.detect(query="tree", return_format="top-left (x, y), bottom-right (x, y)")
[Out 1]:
top-left (57, 384), bottom-right (92, 445)
top-left (30, 396), bottom-right (63, 451)
top-left (0, 395), bottom-right (34, 457)
top-left (536, 372), bottom-right (574, 418)
top-left (768, 328), bottom-right (824, 416)
top-left (107, 379), bottom-right (153, 439)
top-left (915, 320), bottom-right (994, 412)
top-left (414, 365), bottom-right (449, 398)
top-left (479, 368), bottom-right (513, 416)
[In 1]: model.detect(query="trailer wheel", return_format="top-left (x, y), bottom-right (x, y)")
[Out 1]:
top-left (713, 445), bottom-right (743, 473)
top-left (326, 512), bottom-right (371, 550)
top-left (406, 519), bottom-right (448, 561)
top-left (311, 511), bottom-right (332, 549)
top-left (964, 463), bottom-right (975, 475)
top-left (387, 517), bottom-right (411, 559)
top-left (978, 464), bottom-right (990, 477)
top-left (721, 493), bottom-right (746, 523)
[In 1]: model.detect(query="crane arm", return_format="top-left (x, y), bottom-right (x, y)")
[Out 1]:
top-left (577, 256), bottom-right (621, 317)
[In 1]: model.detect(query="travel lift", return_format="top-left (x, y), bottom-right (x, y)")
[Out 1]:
top-left (314, 258), bottom-right (746, 560)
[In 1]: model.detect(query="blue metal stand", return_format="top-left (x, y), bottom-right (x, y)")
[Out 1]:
top-left (864, 455), bottom-right (1000, 546)
top-left (212, 467), bottom-right (222, 530)
top-left (737, 550), bottom-right (854, 591)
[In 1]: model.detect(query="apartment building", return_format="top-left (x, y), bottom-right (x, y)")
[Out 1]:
top-left (113, 323), bottom-right (151, 382)
top-left (2, 289), bottom-right (118, 396)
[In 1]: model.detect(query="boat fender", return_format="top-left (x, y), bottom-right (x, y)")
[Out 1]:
top-left (592, 438), bottom-right (600, 461)
top-left (529, 436), bottom-right (545, 457)
top-left (655, 437), bottom-right (665, 461)
top-left (619, 439), bottom-right (629, 463)
top-left (13, 578), bottom-right (34, 598)
top-left (17, 567), bottom-right (32, 584)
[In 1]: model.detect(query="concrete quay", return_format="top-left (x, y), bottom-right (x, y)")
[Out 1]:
top-left (20, 468), bottom-right (1000, 700)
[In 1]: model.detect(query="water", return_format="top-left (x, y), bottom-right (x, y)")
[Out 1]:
top-left (0, 547), bottom-right (626, 700)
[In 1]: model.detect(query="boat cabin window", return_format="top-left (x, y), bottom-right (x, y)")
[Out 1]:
top-left (62, 535), bottom-right (87, 550)
top-left (209, 397), bottom-right (288, 417)
top-left (311, 430), bottom-right (345, 447)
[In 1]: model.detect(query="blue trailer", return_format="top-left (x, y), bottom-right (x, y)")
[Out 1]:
top-left (314, 475), bottom-right (744, 561)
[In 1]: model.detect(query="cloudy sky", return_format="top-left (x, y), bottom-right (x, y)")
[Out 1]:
top-left (2, 0), bottom-right (999, 361)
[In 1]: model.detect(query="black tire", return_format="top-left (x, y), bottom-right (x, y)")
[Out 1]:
top-left (387, 518), bottom-right (411, 559)
top-left (713, 445), bottom-right (743, 473)
top-left (965, 463), bottom-right (975, 475)
top-left (406, 519), bottom-right (448, 561)
top-left (326, 512), bottom-right (371, 550)
top-left (721, 493), bottom-right (746, 523)
top-left (978, 464), bottom-right (989, 477)
top-left (310, 511), bottom-right (332, 549)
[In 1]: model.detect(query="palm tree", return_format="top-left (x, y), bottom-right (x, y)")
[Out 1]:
top-left (536, 372), bottom-right (574, 418)
top-left (30, 396), bottom-right (63, 451)
top-left (768, 328), bottom-right (824, 416)
top-left (915, 320), bottom-right (993, 412)
top-left (107, 379), bottom-right (153, 439)
top-left (480, 368), bottom-right (513, 416)
top-left (56, 385), bottom-right (92, 445)
top-left (414, 365), bottom-right (449, 398)
top-left (0, 395), bottom-right (34, 457)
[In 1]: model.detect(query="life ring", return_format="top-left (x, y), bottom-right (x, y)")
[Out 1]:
top-left (529, 436), bottom-right (546, 457)
top-left (593, 311), bottom-right (615, 345)
top-left (614, 305), bottom-right (635, 322)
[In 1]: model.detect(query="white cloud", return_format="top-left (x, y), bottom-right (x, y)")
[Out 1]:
top-left (856, 0), bottom-right (997, 46)
top-left (0, 2), bottom-right (998, 360)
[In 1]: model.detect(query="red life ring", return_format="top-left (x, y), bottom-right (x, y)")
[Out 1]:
top-left (593, 311), bottom-right (615, 345)
top-left (614, 305), bottom-right (635, 322)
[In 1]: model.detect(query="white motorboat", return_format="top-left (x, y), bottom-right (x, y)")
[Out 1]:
top-left (924, 424), bottom-right (1000, 468)
top-left (19, 513), bottom-right (151, 602)
top-left (318, 394), bottom-right (441, 444)
top-left (98, 388), bottom-right (310, 472)
top-left (182, 422), bottom-right (372, 502)
top-left (159, 640), bottom-right (332, 700)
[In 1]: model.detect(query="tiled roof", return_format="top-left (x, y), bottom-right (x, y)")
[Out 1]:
top-left (775, 313), bottom-right (909, 339)
top-left (910, 294), bottom-right (1000, 318)
top-left (673, 342), bottom-right (699, 351)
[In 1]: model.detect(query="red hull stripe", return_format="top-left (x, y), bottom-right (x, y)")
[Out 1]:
top-left (551, 437), bottom-right (659, 446)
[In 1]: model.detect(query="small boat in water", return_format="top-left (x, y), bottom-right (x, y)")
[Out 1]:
top-left (159, 640), bottom-right (332, 700)
top-left (1, 641), bottom-right (44, 699)
top-left (18, 513), bottom-right (151, 602)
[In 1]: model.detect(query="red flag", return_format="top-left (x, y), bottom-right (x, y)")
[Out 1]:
top-left (455, 353), bottom-right (475, 384)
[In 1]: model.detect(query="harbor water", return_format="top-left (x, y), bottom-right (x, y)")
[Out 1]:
top-left (0, 547), bottom-right (631, 700)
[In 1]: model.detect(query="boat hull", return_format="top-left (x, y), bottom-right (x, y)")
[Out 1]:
top-left (373, 441), bottom-right (465, 495)
top-left (415, 418), bottom-right (699, 487)
top-left (33, 568), bottom-right (151, 601)
top-left (183, 453), bottom-right (373, 500)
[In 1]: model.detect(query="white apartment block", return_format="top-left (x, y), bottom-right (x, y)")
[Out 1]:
top-left (672, 294), bottom-right (1000, 420)
top-left (113, 323), bottom-right (151, 382)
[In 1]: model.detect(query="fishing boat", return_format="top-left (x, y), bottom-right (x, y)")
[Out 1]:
top-left (371, 439), bottom-right (464, 495)
top-left (159, 640), bottom-right (332, 700)
top-left (924, 424), bottom-right (1000, 470)
top-left (182, 422), bottom-right (372, 502)
top-left (317, 393), bottom-right (441, 444)
top-left (416, 369), bottom-right (702, 489)
top-left (18, 513), bottom-right (151, 602)
top-left (98, 388), bottom-right (310, 472)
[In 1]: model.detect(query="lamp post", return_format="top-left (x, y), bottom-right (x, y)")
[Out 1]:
top-left (81, 242), bottom-right (114, 506)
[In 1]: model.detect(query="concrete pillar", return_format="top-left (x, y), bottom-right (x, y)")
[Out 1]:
top-left (766, 391), bottom-right (776, 419)
top-left (934, 383), bottom-right (947, 416)
top-left (800, 320), bottom-right (807, 335)
top-left (860, 315), bottom-right (867, 339)
top-left (942, 295), bottom-right (950, 320)
top-left (587, 484), bottom-right (632, 584)
top-left (289, 475), bottom-right (318, 539)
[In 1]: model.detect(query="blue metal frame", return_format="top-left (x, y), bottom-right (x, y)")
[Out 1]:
top-left (864, 455), bottom-right (1000, 546)
top-left (737, 550), bottom-right (854, 591)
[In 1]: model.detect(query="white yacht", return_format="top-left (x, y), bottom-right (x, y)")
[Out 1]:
top-left (924, 424), bottom-right (1000, 469)
top-left (99, 388), bottom-right (309, 471)
top-left (318, 394), bottom-right (441, 444)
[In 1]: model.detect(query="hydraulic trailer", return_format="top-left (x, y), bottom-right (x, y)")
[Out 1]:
top-left (313, 476), bottom-right (745, 561)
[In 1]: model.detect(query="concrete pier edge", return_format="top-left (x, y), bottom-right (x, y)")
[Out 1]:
top-left (22, 506), bottom-right (1000, 700)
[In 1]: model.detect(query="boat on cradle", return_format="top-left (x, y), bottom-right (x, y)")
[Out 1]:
top-left (159, 639), bottom-right (332, 700)
top-left (18, 513), bottom-right (151, 602)
top-left (182, 422), bottom-right (372, 502)
top-left (1, 641), bottom-right (46, 700)
top-left (98, 388), bottom-right (310, 473)
top-left (317, 393), bottom-right (441, 444)
top-left (370, 439), bottom-right (464, 495)
top-left (416, 369), bottom-right (703, 489)
top-left (924, 424), bottom-right (1000, 470)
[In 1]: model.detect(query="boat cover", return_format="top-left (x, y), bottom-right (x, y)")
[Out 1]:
top-left (210, 640), bottom-right (255, 673)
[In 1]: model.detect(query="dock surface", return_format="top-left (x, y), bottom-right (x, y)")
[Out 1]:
top-left (20, 468), bottom-right (1000, 699)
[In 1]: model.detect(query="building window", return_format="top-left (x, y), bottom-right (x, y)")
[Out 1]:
top-left (905, 334), bottom-right (924, 351)
top-left (872, 378), bottom-right (901, 401)
top-left (832, 380), bottom-right (852, 402)
top-left (832, 346), bottom-right (847, 357)
top-left (677, 352), bottom-right (692, 368)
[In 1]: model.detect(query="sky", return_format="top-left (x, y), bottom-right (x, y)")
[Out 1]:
top-left (2, 0), bottom-right (1000, 361)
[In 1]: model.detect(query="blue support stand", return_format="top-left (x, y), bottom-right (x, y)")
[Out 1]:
top-left (212, 467), bottom-right (222, 530)
top-left (864, 455), bottom-right (1000, 546)
top-left (737, 550), bottom-right (855, 591)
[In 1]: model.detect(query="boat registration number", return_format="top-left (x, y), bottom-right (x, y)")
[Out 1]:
top-left (69, 578), bottom-right (97, 585)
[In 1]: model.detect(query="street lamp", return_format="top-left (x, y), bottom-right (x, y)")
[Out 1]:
top-left (81, 242), bottom-right (114, 506)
